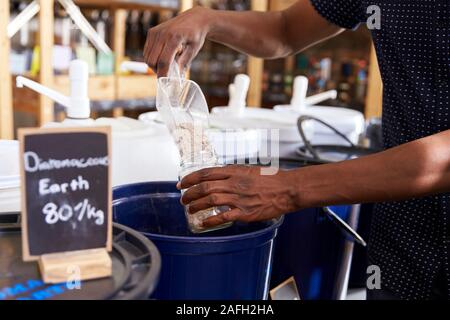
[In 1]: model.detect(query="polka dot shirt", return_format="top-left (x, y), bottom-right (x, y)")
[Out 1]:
top-left (311, 0), bottom-right (450, 300)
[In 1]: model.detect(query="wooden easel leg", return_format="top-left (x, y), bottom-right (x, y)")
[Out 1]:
top-left (0, 1), bottom-right (14, 139)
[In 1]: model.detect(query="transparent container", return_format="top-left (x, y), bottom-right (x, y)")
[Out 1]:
top-left (179, 156), bottom-right (233, 234)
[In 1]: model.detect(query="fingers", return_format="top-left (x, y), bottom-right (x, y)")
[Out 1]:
top-left (179, 167), bottom-right (234, 190)
top-left (143, 28), bottom-right (153, 59)
top-left (202, 208), bottom-right (244, 227)
top-left (156, 41), bottom-right (180, 77)
top-left (144, 27), bottom-right (186, 77)
top-left (144, 29), bottom-right (164, 73)
top-left (177, 45), bottom-right (196, 73)
top-left (187, 193), bottom-right (240, 214)
top-left (181, 180), bottom-right (233, 204)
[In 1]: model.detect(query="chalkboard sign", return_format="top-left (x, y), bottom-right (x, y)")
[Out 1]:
top-left (19, 127), bottom-right (112, 261)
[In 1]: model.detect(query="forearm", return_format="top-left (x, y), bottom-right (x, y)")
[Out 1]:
top-left (293, 130), bottom-right (450, 209)
top-left (206, 0), bottom-right (342, 59)
top-left (144, 0), bottom-right (343, 75)
top-left (206, 9), bottom-right (288, 58)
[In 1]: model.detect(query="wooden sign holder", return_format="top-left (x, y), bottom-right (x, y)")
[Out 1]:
top-left (39, 249), bottom-right (112, 284)
top-left (19, 127), bottom-right (113, 284)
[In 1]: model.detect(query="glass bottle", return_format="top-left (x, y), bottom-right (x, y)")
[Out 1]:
top-left (178, 152), bottom-right (233, 234)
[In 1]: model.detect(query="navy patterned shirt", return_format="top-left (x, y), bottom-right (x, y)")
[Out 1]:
top-left (310, 0), bottom-right (450, 299)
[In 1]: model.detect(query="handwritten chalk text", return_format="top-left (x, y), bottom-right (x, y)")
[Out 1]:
top-left (39, 175), bottom-right (90, 196)
top-left (24, 151), bottom-right (108, 173)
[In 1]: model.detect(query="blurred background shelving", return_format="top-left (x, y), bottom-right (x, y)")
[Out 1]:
top-left (191, 0), bottom-right (379, 116)
top-left (189, 0), bottom-right (251, 108)
top-left (0, 0), bottom-right (382, 140)
top-left (2, 0), bottom-right (192, 137)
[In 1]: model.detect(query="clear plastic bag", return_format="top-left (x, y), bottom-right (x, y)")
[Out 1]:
top-left (157, 63), bottom-right (216, 164)
top-left (156, 62), bottom-right (232, 233)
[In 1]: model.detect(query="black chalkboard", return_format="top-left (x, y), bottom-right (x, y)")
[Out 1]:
top-left (19, 127), bottom-right (112, 261)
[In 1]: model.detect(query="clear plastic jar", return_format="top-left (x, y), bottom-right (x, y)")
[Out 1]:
top-left (179, 160), bottom-right (233, 234)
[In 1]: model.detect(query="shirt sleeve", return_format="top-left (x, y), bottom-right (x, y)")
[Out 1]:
top-left (310, 0), bottom-right (365, 30)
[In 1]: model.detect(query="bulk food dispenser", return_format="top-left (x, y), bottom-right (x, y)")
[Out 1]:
top-left (15, 60), bottom-right (180, 186)
top-left (211, 75), bottom-right (365, 147)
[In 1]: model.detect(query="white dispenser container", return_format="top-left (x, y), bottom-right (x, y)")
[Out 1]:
top-left (210, 74), bottom-right (315, 143)
top-left (95, 117), bottom-right (179, 185)
top-left (137, 71), bottom-right (261, 162)
top-left (274, 76), bottom-right (365, 145)
top-left (0, 140), bottom-right (21, 213)
top-left (16, 60), bottom-right (180, 186)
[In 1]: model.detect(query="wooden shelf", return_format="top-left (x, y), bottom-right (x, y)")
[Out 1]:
top-left (0, 0), bottom-right (193, 132)
top-left (0, 1), bottom-right (13, 138)
top-left (14, 74), bottom-right (156, 104)
top-left (74, 0), bottom-right (178, 12)
top-left (53, 75), bottom-right (116, 101)
top-left (245, 0), bottom-right (382, 117)
top-left (117, 75), bottom-right (157, 100)
top-left (13, 75), bottom-right (40, 115)
top-left (269, 0), bottom-right (294, 11)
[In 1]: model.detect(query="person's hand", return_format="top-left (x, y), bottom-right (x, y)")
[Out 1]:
top-left (143, 7), bottom-right (213, 77)
top-left (178, 165), bottom-right (300, 227)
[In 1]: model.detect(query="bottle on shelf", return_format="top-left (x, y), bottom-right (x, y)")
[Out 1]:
top-left (127, 10), bottom-right (140, 60)
top-left (9, 1), bottom-right (35, 76)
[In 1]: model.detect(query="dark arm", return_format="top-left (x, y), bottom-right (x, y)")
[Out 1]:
top-left (179, 130), bottom-right (450, 227)
top-left (144, 0), bottom-right (343, 76)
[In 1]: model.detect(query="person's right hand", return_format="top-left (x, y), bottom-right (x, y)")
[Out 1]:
top-left (143, 6), bottom-right (213, 77)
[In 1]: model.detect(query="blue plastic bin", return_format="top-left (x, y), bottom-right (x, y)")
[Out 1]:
top-left (270, 204), bottom-right (358, 300)
top-left (112, 182), bottom-right (283, 300)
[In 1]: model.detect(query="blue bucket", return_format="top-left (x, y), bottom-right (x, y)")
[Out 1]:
top-left (112, 182), bottom-right (283, 300)
top-left (270, 204), bottom-right (358, 300)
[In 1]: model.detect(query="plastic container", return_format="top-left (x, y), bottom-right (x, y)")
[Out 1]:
top-left (0, 140), bottom-right (21, 213)
top-left (270, 204), bottom-right (358, 300)
top-left (274, 105), bottom-right (365, 145)
top-left (44, 117), bottom-right (180, 186)
top-left (15, 60), bottom-right (180, 186)
top-left (113, 181), bottom-right (283, 300)
top-left (97, 117), bottom-right (180, 185)
top-left (267, 152), bottom-right (370, 300)
top-left (0, 212), bottom-right (161, 300)
top-left (210, 107), bottom-right (316, 143)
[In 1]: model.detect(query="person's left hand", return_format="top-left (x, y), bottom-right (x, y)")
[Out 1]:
top-left (178, 165), bottom-right (301, 228)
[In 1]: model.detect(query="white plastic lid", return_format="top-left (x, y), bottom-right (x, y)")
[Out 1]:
top-left (0, 175), bottom-right (20, 190)
top-left (301, 106), bottom-right (365, 135)
top-left (0, 140), bottom-right (20, 190)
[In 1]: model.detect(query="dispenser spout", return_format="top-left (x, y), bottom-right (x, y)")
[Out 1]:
top-left (228, 74), bottom-right (250, 112)
top-left (16, 76), bottom-right (71, 108)
top-left (16, 60), bottom-right (91, 120)
top-left (290, 76), bottom-right (309, 111)
top-left (305, 90), bottom-right (338, 106)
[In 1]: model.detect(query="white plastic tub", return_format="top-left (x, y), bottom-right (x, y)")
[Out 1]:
top-left (44, 117), bottom-right (181, 186)
top-left (94, 117), bottom-right (180, 186)
top-left (274, 105), bottom-right (365, 145)
top-left (0, 140), bottom-right (21, 213)
top-left (210, 106), bottom-right (315, 143)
